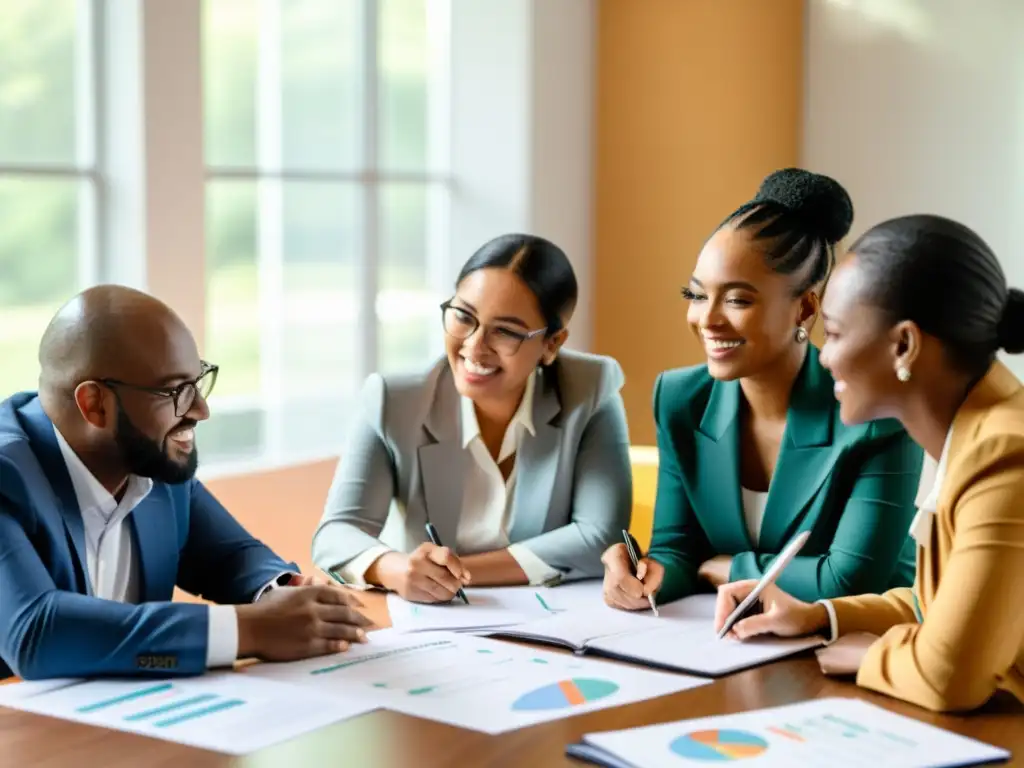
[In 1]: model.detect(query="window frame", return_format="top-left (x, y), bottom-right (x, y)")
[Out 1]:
top-left (0, 0), bottom-right (104, 294)
top-left (3, 0), bottom-right (594, 481)
top-left (201, 0), bottom-right (453, 472)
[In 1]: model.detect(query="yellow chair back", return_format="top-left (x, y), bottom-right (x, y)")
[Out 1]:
top-left (628, 446), bottom-right (658, 551)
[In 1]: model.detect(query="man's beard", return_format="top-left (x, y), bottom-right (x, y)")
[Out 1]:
top-left (114, 403), bottom-right (198, 484)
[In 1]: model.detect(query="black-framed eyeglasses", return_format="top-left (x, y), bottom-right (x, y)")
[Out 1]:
top-left (99, 361), bottom-right (219, 417)
top-left (440, 300), bottom-right (547, 356)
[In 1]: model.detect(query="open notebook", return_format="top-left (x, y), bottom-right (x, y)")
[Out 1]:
top-left (486, 594), bottom-right (823, 677)
top-left (566, 697), bottom-right (1011, 768)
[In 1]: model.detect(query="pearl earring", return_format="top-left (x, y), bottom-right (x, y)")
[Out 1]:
top-left (795, 326), bottom-right (808, 343)
top-left (896, 365), bottom-right (911, 383)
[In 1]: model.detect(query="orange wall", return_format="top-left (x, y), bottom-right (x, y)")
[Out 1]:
top-left (593, 0), bottom-right (805, 444)
top-left (206, 459), bottom-right (336, 575)
top-left (172, 460), bottom-right (334, 601)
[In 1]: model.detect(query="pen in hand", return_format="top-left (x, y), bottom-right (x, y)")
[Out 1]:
top-left (424, 522), bottom-right (470, 605)
top-left (622, 530), bottom-right (659, 617)
top-left (715, 530), bottom-right (810, 639)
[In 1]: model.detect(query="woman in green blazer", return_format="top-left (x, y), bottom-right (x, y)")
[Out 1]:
top-left (603, 169), bottom-right (923, 607)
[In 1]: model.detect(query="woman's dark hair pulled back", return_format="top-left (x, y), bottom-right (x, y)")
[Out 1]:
top-left (456, 233), bottom-right (578, 335)
top-left (720, 167), bottom-right (855, 294)
top-left (848, 213), bottom-right (1024, 376)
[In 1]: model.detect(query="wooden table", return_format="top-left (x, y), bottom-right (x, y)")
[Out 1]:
top-left (2, 591), bottom-right (1020, 767)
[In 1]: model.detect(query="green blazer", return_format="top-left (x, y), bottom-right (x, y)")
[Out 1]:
top-left (648, 345), bottom-right (923, 604)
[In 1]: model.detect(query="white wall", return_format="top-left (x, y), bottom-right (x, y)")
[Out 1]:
top-left (802, 0), bottom-right (1024, 374)
top-left (448, 0), bottom-right (595, 350)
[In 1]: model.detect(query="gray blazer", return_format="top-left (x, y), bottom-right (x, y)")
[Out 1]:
top-left (312, 349), bottom-right (633, 582)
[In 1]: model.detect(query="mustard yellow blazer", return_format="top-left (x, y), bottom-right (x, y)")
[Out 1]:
top-left (831, 361), bottom-right (1024, 712)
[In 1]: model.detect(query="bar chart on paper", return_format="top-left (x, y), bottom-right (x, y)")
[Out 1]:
top-left (73, 681), bottom-right (245, 727)
top-left (0, 673), bottom-right (377, 755)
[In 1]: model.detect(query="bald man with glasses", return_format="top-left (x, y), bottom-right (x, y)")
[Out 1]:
top-left (0, 285), bottom-right (370, 680)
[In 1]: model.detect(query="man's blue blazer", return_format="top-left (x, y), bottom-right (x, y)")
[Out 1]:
top-left (0, 393), bottom-right (296, 680)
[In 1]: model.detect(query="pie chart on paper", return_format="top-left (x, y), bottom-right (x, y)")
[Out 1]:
top-left (669, 729), bottom-right (769, 761)
top-left (511, 679), bottom-right (619, 711)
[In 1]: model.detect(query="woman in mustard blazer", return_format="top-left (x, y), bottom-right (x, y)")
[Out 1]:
top-left (716, 214), bottom-right (1024, 713)
top-left (603, 169), bottom-right (923, 608)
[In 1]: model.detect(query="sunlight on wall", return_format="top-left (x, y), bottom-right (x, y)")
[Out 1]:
top-left (822, 0), bottom-right (933, 44)
top-left (822, 0), bottom-right (1022, 71)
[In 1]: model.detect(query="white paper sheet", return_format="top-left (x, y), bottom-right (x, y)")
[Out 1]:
top-left (387, 586), bottom-right (563, 633)
top-left (0, 678), bottom-right (82, 701)
top-left (246, 629), bottom-right (710, 734)
top-left (0, 671), bottom-right (378, 755)
top-left (535, 579), bottom-right (607, 613)
top-left (493, 602), bottom-right (662, 648)
top-left (573, 697), bottom-right (1011, 768)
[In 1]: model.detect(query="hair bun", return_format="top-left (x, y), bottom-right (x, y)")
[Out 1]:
top-left (998, 287), bottom-right (1024, 353)
top-left (754, 168), bottom-right (854, 245)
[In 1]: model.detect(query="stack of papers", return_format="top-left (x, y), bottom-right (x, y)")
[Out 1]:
top-left (245, 629), bottom-right (711, 735)
top-left (567, 697), bottom-right (1011, 767)
top-left (0, 584), bottom-right (925, 757)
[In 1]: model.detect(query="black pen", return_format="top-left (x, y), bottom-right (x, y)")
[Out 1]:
top-left (622, 530), bottom-right (659, 616)
top-left (425, 522), bottom-right (470, 604)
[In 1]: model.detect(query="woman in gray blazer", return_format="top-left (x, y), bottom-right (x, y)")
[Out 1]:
top-left (312, 234), bottom-right (632, 603)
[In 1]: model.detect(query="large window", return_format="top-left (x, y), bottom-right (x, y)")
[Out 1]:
top-left (202, 0), bottom-right (451, 468)
top-left (0, 1), bottom-right (588, 475)
top-left (0, 0), bottom-right (100, 397)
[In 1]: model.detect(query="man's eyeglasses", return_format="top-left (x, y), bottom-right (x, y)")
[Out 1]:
top-left (440, 300), bottom-right (547, 356)
top-left (99, 361), bottom-right (219, 417)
